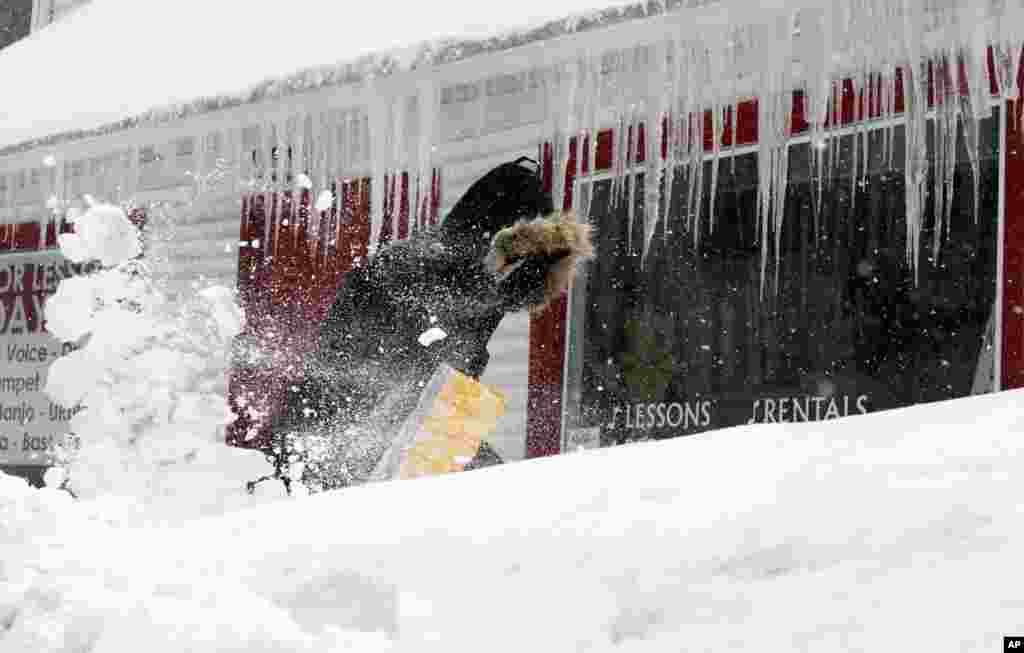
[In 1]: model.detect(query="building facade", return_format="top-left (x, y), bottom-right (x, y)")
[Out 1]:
top-left (0, 0), bottom-right (1022, 484)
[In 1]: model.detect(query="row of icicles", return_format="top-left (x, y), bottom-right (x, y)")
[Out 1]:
top-left (31, 1), bottom-right (1022, 298)
top-left (538, 2), bottom-right (1023, 297)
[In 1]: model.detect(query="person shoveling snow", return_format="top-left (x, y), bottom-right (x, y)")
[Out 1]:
top-left (271, 158), bottom-right (593, 491)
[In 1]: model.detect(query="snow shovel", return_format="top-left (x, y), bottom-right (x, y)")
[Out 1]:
top-left (371, 363), bottom-right (506, 481)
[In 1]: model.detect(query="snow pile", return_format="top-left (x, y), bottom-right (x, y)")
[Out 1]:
top-left (41, 202), bottom-right (280, 522)
top-left (2, 390), bottom-right (1023, 651)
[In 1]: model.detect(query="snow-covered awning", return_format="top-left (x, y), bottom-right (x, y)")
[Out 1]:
top-left (0, 0), bottom-right (662, 155)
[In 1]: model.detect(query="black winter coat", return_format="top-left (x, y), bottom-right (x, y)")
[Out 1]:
top-left (274, 158), bottom-right (557, 488)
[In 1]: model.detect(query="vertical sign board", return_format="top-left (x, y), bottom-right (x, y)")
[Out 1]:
top-left (0, 251), bottom-right (98, 478)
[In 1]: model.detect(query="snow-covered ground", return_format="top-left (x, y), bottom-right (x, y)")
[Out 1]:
top-left (2, 389), bottom-right (1022, 652)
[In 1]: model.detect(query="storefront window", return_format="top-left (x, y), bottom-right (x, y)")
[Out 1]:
top-left (565, 111), bottom-right (1000, 447)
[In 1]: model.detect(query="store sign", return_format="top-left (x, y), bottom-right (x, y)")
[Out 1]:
top-left (610, 401), bottom-right (713, 431)
top-left (608, 395), bottom-right (871, 436)
top-left (0, 254), bottom-right (97, 466)
top-left (746, 395), bottom-right (869, 424)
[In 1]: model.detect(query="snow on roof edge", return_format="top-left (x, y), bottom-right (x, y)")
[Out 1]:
top-left (0, 0), bottom-right (687, 160)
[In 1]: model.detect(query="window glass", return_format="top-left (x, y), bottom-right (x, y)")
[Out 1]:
top-left (565, 111), bottom-right (1000, 447)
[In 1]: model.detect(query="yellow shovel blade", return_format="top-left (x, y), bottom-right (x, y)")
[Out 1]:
top-left (398, 368), bottom-right (506, 480)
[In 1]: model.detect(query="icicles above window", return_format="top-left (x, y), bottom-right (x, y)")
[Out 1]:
top-left (339, 0), bottom-right (1024, 290)
top-left (661, 37), bottom-right (709, 254)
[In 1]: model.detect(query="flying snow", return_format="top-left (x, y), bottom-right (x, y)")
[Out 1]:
top-left (39, 202), bottom-right (278, 520)
top-left (315, 189), bottom-right (334, 212)
top-left (56, 203), bottom-right (141, 267)
top-left (418, 326), bottom-right (448, 346)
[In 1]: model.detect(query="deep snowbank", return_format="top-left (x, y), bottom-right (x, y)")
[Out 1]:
top-left (2, 389), bottom-right (1023, 651)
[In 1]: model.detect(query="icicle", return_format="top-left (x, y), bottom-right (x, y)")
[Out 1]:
top-left (368, 91), bottom-right (392, 254)
top-left (993, 38), bottom-right (1021, 101)
top-left (944, 64), bottom-right (958, 256)
top-left (961, 1), bottom-right (993, 123)
top-left (756, 11), bottom-right (795, 298)
top-left (571, 52), bottom-right (595, 221)
top-left (941, 55), bottom-right (956, 261)
top-left (570, 57), bottom-right (588, 216)
top-left (572, 74), bottom-right (584, 202)
top-left (691, 41), bottom-right (711, 249)
top-left (858, 69), bottom-right (871, 195)
top-left (707, 89), bottom-right (723, 237)
top-left (681, 39), bottom-right (703, 250)
top-left (611, 50), bottom-right (632, 210)
top-left (641, 41), bottom-right (668, 263)
top-left (298, 113), bottom-right (310, 186)
top-left (272, 118), bottom-right (286, 191)
top-left (343, 110), bottom-right (355, 176)
top-left (584, 50), bottom-right (601, 225)
top-left (391, 96), bottom-right (408, 240)
top-left (550, 62), bottom-right (577, 219)
top-left (960, 2), bottom-right (991, 227)
top-left (901, 0), bottom-right (928, 282)
top-left (801, 5), bottom-right (835, 220)
top-left (323, 111), bottom-right (336, 191)
top-left (686, 112), bottom-right (704, 249)
top-left (626, 102), bottom-right (639, 253)
top-left (315, 111), bottom-right (328, 194)
top-left (415, 79), bottom-right (439, 232)
top-left (660, 36), bottom-right (680, 247)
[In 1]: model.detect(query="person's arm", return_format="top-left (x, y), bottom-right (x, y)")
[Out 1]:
top-left (375, 239), bottom-right (564, 319)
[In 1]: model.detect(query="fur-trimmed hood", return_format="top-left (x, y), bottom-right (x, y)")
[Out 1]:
top-left (487, 210), bottom-right (595, 314)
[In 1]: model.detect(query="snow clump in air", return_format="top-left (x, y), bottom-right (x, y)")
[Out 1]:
top-left (418, 326), bottom-right (448, 347)
top-left (56, 202), bottom-right (141, 267)
top-left (43, 201), bottom-right (281, 523)
top-left (315, 189), bottom-right (334, 212)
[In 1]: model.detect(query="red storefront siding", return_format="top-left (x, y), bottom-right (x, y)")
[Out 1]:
top-left (1003, 100), bottom-right (1024, 389)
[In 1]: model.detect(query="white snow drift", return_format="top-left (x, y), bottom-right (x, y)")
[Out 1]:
top-left (2, 389), bottom-right (1023, 652)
